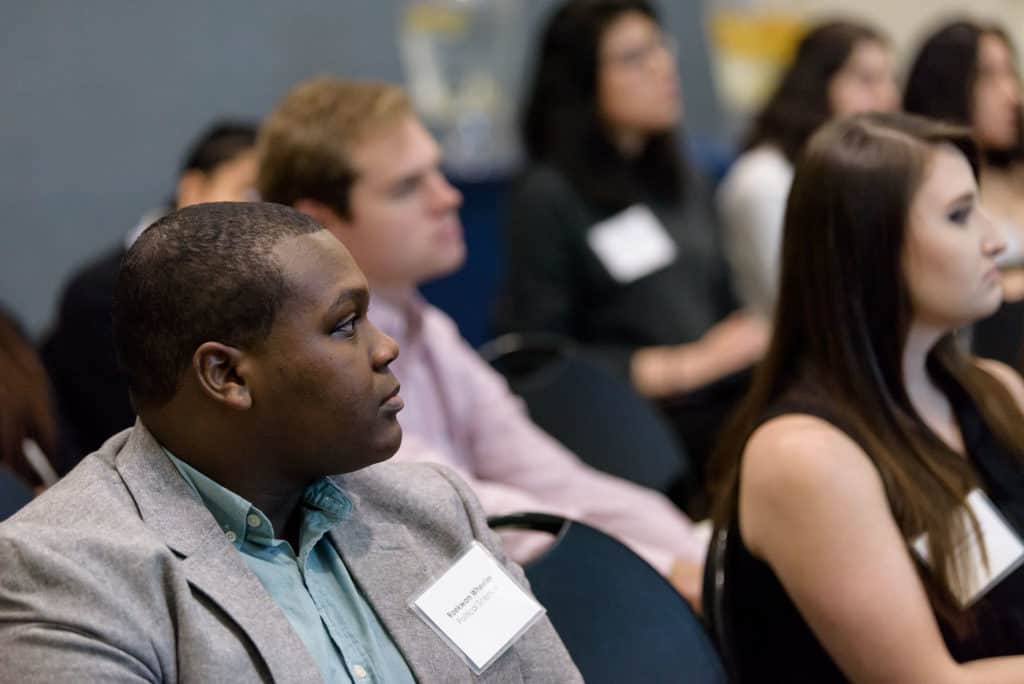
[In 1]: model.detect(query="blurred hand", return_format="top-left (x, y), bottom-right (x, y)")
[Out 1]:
top-left (632, 311), bottom-right (770, 398)
top-left (698, 310), bottom-right (771, 376)
top-left (668, 557), bottom-right (704, 614)
top-left (1001, 268), bottom-right (1024, 302)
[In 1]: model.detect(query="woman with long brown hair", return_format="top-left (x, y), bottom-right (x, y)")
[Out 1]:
top-left (709, 112), bottom-right (1024, 681)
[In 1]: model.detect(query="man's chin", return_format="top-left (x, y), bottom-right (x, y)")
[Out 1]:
top-left (325, 428), bottom-right (403, 475)
top-left (422, 245), bottom-right (467, 282)
top-left (366, 429), bottom-right (404, 467)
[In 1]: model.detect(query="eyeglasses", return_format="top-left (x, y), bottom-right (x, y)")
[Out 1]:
top-left (603, 34), bottom-right (678, 70)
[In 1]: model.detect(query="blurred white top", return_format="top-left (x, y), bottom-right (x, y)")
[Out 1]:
top-left (717, 144), bottom-right (794, 316)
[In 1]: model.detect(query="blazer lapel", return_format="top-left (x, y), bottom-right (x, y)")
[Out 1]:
top-left (329, 519), bottom-right (471, 681)
top-left (115, 421), bottom-right (323, 684)
top-left (182, 539), bottom-right (323, 684)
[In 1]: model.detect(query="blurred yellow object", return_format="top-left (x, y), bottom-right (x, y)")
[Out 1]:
top-left (707, 10), bottom-right (807, 114)
top-left (709, 10), bottom-right (805, 63)
top-left (403, 3), bottom-right (470, 36)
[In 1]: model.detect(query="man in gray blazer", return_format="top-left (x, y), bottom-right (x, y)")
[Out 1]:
top-left (0, 202), bottom-right (580, 683)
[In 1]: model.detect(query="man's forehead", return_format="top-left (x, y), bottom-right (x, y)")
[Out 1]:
top-left (274, 231), bottom-right (366, 298)
top-left (349, 116), bottom-right (440, 181)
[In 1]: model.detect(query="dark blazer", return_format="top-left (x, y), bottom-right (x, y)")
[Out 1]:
top-left (41, 246), bottom-right (133, 459)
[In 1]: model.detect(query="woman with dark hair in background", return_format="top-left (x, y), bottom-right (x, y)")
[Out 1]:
top-left (717, 19), bottom-right (898, 315)
top-left (495, 0), bottom-right (769, 483)
top-left (905, 20), bottom-right (1024, 367)
top-left (709, 112), bottom-right (1024, 681)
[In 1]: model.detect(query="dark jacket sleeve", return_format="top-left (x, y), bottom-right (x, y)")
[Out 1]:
top-left (494, 167), bottom-right (580, 338)
top-left (41, 248), bottom-right (134, 460)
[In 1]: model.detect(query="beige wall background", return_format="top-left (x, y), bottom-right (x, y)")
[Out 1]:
top-left (706, 0), bottom-right (1024, 130)
top-left (779, 0), bottom-right (1024, 59)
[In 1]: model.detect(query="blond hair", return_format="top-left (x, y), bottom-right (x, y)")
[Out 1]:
top-left (257, 76), bottom-right (412, 217)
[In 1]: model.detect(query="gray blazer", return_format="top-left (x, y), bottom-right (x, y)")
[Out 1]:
top-left (0, 423), bottom-right (581, 683)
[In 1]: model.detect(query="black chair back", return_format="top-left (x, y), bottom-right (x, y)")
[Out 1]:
top-left (702, 525), bottom-right (736, 680)
top-left (491, 512), bottom-right (727, 683)
top-left (0, 465), bottom-right (34, 521)
top-left (481, 333), bottom-right (688, 494)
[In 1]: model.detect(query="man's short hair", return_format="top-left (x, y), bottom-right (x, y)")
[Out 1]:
top-left (181, 120), bottom-right (259, 175)
top-left (257, 76), bottom-right (412, 218)
top-left (113, 202), bottom-right (322, 408)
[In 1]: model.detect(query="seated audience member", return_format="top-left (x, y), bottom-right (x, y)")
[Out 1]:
top-left (0, 202), bottom-right (581, 683)
top-left (257, 76), bottom-right (707, 602)
top-left (710, 113), bottom-right (1024, 681)
top-left (0, 307), bottom-right (63, 488)
top-left (493, 0), bottom-right (768, 470)
top-left (717, 20), bottom-right (898, 315)
top-left (42, 120), bottom-right (258, 457)
top-left (904, 20), bottom-right (1024, 367)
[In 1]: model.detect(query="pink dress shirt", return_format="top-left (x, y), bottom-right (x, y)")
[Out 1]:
top-left (371, 292), bottom-right (705, 574)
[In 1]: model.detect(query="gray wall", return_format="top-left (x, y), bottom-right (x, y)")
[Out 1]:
top-left (1, 0), bottom-right (721, 336)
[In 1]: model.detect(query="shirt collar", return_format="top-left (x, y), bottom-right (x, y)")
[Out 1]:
top-left (163, 450), bottom-right (351, 549)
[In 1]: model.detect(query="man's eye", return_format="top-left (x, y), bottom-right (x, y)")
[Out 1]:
top-left (332, 316), bottom-right (358, 337)
top-left (391, 179), bottom-right (418, 198)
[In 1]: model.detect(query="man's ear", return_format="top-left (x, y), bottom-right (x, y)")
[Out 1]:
top-left (192, 342), bottom-right (253, 410)
top-left (176, 170), bottom-right (208, 209)
top-left (293, 199), bottom-right (352, 236)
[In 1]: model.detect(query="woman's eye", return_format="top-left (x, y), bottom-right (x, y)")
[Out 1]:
top-left (948, 206), bottom-right (972, 225)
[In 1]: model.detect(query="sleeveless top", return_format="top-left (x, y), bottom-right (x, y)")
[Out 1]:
top-left (719, 370), bottom-right (1024, 682)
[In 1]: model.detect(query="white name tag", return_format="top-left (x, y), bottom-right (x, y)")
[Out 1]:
top-left (911, 489), bottom-right (1024, 608)
top-left (586, 204), bottom-right (677, 284)
top-left (409, 542), bottom-right (545, 673)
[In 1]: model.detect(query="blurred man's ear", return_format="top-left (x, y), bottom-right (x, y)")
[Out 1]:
top-left (293, 199), bottom-right (353, 238)
top-left (176, 170), bottom-right (208, 209)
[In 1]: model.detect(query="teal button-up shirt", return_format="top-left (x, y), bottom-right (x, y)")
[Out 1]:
top-left (167, 453), bottom-right (416, 684)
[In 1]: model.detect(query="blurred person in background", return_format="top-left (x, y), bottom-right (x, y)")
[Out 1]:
top-left (717, 19), bottom-right (898, 316)
top-left (41, 121), bottom-right (258, 458)
top-left (904, 19), bottom-right (1024, 369)
top-left (905, 20), bottom-right (1023, 268)
top-left (494, 0), bottom-right (768, 496)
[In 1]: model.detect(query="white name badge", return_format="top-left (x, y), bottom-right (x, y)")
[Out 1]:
top-left (911, 489), bottom-right (1024, 608)
top-left (586, 204), bottom-right (678, 284)
top-left (409, 542), bottom-right (545, 674)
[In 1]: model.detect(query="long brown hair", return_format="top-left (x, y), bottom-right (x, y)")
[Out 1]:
top-left (710, 112), bottom-right (1024, 623)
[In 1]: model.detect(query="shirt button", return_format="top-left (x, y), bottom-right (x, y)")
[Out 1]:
top-left (353, 665), bottom-right (368, 679)
top-left (246, 514), bottom-right (261, 528)
top-left (225, 530), bottom-right (237, 542)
